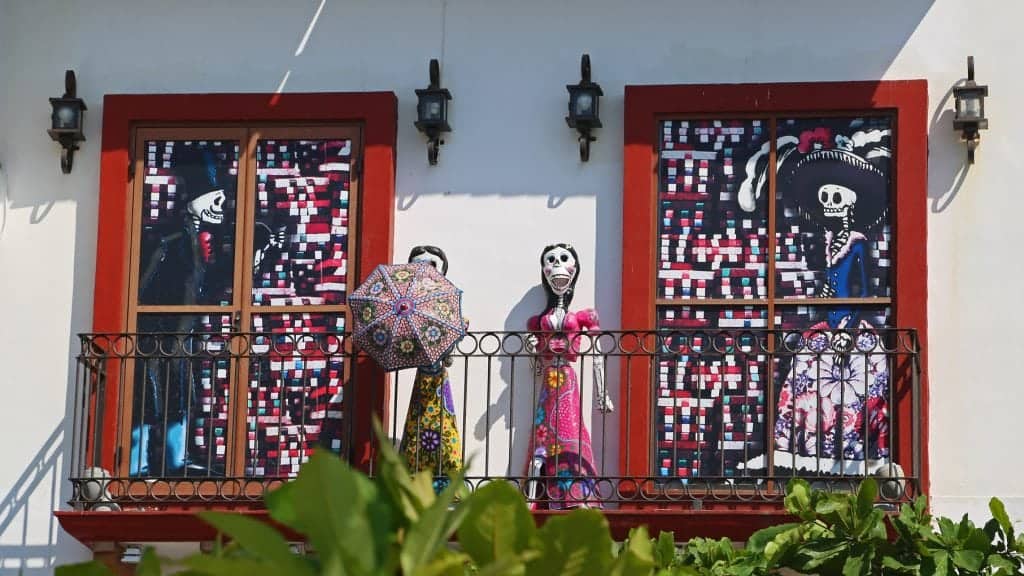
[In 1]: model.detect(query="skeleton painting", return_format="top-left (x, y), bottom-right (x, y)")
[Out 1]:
top-left (740, 117), bottom-right (893, 474)
top-left (251, 139), bottom-right (352, 306)
top-left (245, 139), bottom-right (353, 477)
top-left (132, 141), bottom-right (239, 476)
top-left (525, 244), bottom-right (612, 509)
top-left (397, 246), bottom-right (464, 485)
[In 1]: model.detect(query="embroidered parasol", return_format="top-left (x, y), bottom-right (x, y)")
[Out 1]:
top-left (348, 262), bottom-right (467, 371)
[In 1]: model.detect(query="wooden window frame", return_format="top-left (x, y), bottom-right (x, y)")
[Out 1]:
top-left (620, 81), bottom-right (930, 497)
top-left (91, 92), bottom-right (397, 475)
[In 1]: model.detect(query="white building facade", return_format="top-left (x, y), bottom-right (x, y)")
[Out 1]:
top-left (0, 0), bottom-right (1022, 572)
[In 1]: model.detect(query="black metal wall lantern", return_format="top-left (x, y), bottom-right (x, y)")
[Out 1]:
top-left (566, 54), bottom-right (603, 162)
top-left (952, 56), bottom-right (988, 165)
top-left (414, 59), bottom-right (452, 166)
top-left (47, 70), bottom-right (87, 174)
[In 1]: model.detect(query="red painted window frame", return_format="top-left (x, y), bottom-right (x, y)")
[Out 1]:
top-left (90, 92), bottom-right (397, 474)
top-left (619, 81), bottom-right (930, 498)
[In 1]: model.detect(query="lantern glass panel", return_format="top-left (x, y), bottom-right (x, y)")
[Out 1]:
top-left (52, 102), bottom-right (80, 130)
top-left (419, 94), bottom-right (445, 123)
top-left (962, 95), bottom-right (982, 119)
top-left (574, 91), bottom-right (595, 118)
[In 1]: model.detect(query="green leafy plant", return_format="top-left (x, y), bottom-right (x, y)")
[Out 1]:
top-left (56, 432), bottom-right (1023, 576)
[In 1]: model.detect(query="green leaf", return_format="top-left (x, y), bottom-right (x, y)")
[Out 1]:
top-left (136, 548), bottom-right (162, 576)
top-left (990, 497), bottom-right (1015, 542)
top-left (610, 526), bottom-right (655, 576)
top-left (198, 511), bottom-right (315, 576)
top-left (457, 481), bottom-right (537, 568)
top-left (183, 555), bottom-right (282, 576)
top-left (841, 550), bottom-right (870, 576)
top-left (930, 550), bottom-right (950, 576)
top-left (793, 539), bottom-right (848, 571)
top-left (856, 478), bottom-right (878, 516)
top-left (745, 522), bottom-right (800, 554)
top-left (413, 550), bottom-right (471, 576)
top-left (528, 509), bottom-right (614, 576)
top-left (881, 555), bottom-right (919, 574)
top-left (55, 562), bottom-right (116, 576)
top-left (937, 517), bottom-right (957, 542)
top-left (264, 481), bottom-right (299, 527)
top-left (654, 531), bottom-right (676, 568)
top-left (784, 479), bottom-right (814, 519)
top-left (965, 526), bottom-right (994, 553)
top-left (951, 549), bottom-right (985, 571)
top-left (987, 553), bottom-right (1020, 576)
top-left (401, 470), bottom-right (470, 575)
top-left (372, 418), bottom-right (429, 523)
top-left (473, 552), bottom-right (541, 576)
top-left (270, 450), bottom-right (394, 575)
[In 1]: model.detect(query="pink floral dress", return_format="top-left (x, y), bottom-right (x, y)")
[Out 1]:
top-left (526, 308), bottom-right (601, 509)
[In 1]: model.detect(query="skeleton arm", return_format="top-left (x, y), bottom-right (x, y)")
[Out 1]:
top-left (580, 310), bottom-right (614, 413)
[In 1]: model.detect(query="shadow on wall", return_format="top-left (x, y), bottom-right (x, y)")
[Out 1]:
top-left (0, 423), bottom-right (83, 575)
top-left (929, 82), bottom-right (972, 213)
top-left (473, 285), bottom-right (547, 472)
top-left (472, 284), bottom-right (619, 477)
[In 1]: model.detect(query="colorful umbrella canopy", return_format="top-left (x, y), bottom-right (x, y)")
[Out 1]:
top-left (348, 262), bottom-right (467, 371)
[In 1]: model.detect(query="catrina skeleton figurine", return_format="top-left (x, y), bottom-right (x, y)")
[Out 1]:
top-left (739, 126), bottom-right (892, 474)
top-left (525, 244), bottom-right (613, 509)
top-left (397, 246), bottom-right (463, 482)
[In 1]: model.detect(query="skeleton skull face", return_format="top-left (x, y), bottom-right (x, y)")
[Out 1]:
top-left (411, 252), bottom-right (446, 275)
top-left (542, 246), bottom-right (577, 296)
top-left (817, 184), bottom-right (857, 219)
top-left (187, 189), bottom-right (227, 225)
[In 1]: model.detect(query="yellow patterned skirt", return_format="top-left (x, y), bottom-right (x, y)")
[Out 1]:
top-left (399, 367), bottom-right (462, 475)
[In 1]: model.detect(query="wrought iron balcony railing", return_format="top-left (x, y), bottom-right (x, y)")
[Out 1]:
top-left (68, 329), bottom-right (921, 511)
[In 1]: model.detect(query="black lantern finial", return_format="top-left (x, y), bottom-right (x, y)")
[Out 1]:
top-left (47, 70), bottom-right (87, 174)
top-left (566, 54), bottom-right (603, 162)
top-left (952, 56), bottom-right (989, 164)
top-left (414, 58), bottom-right (452, 166)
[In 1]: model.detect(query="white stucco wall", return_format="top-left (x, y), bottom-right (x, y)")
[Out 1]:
top-left (1, 0), bottom-right (1022, 572)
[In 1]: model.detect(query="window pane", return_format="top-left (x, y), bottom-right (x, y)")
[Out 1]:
top-left (247, 313), bottom-right (346, 478)
top-left (772, 305), bottom-right (892, 475)
top-left (772, 117), bottom-right (893, 300)
top-left (252, 139), bottom-right (353, 306)
top-left (655, 306), bottom-right (768, 479)
top-left (132, 313), bottom-right (234, 477)
top-left (137, 140), bottom-right (239, 306)
top-left (658, 120), bottom-right (769, 300)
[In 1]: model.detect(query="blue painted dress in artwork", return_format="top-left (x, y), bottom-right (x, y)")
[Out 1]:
top-left (774, 231), bottom-right (891, 474)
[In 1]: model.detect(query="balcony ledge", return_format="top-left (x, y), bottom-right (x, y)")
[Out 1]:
top-left (55, 507), bottom-right (796, 545)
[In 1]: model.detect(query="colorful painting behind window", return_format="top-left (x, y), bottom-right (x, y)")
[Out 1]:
top-left (246, 313), bottom-right (346, 478)
top-left (655, 116), bottom-right (894, 479)
top-left (137, 140), bottom-right (239, 307)
top-left (131, 313), bottom-right (233, 477)
top-left (252, 139), bottom-right (352, 306)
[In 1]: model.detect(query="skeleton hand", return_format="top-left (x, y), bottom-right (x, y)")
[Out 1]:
top-left (272, 227), bottom-right (288, 247)
top-left (525, 334), bottom-right (539, 354)
top-left (831, 316), bottom-right (854, 353)
top-left (593, 360), bottom-right (614, 413)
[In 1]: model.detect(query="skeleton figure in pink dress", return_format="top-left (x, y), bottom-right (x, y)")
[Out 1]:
top-left (525, 244), bottom-right (614, 509)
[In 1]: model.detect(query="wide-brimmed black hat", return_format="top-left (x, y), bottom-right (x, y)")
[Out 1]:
top-left (784, 147), bottom-right (890, 228)
top-left (172, 145), bottom-right (234, 205)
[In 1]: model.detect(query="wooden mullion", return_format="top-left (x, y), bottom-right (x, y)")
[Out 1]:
top-left (655, 298), bottom-right (769, 307)
top-left (773, 298), bottom-right (892, 307)
top-left (249, 304), bottom-right (350, 315)
top-left (766, 117), bottom-right (778, 482)
top-left (226, 127), bottom-right (256, 477)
